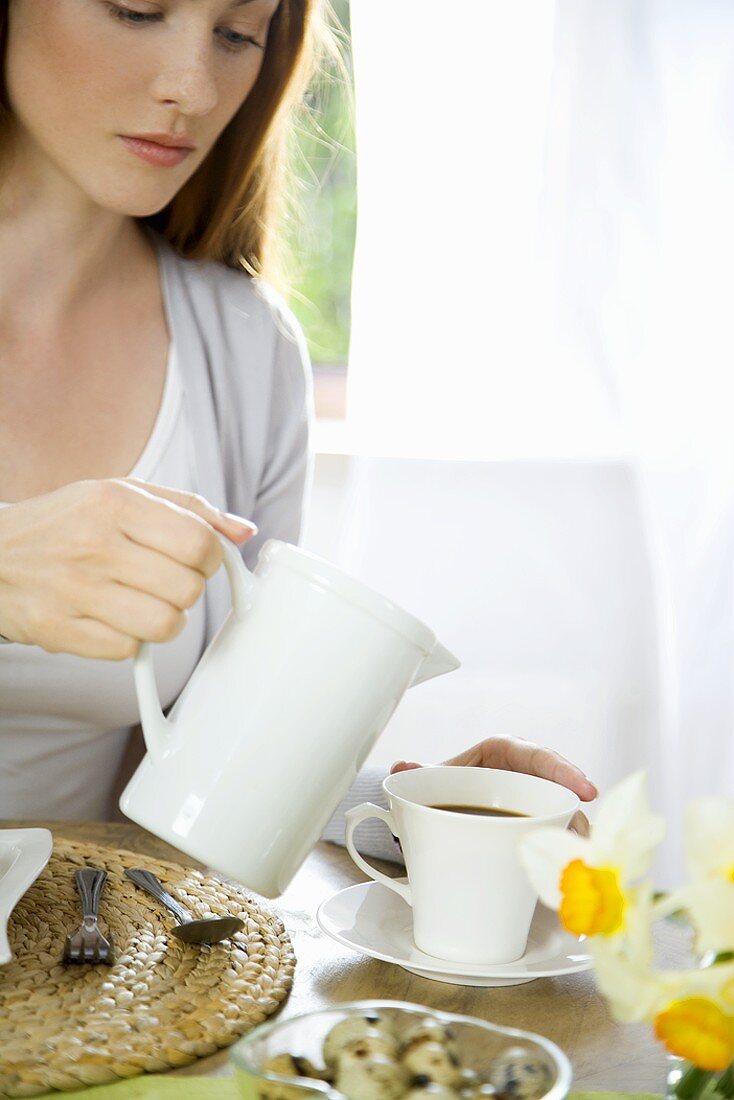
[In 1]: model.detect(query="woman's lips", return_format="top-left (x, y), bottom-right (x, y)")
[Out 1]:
top-left (120, 135), bottom-right (193, 168)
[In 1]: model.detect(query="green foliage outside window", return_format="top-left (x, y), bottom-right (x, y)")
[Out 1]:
top-left (284, 0), bottom-right (356, 367)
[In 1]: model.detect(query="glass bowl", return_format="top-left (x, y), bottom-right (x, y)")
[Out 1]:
top-left (231, 999), bottom-right (572, 1100)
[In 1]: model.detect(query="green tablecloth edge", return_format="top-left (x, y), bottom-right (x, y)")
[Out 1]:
top-left (33, 1080), bottom-right (663, 1100)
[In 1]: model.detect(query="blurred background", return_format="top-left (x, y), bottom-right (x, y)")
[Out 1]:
top-left (283, 0), bottom-right (734, 881)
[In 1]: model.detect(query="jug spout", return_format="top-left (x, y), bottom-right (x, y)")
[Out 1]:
top-left (411, 641), bottom-right (461, 687)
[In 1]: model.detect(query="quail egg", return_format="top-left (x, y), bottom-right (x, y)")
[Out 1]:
top-left (457, 1069), bottom-right (480, 1094)
top-left (459, 1086), bottom-right (499, 1100)
top-left (401, 1020), bottom-right (458, 1060)
top-left (338, 1036), bottom-right (402, 1070)
top-left (335, 1056), bottom-right (409, 1100)
top-left (487, 1047), bottom-right (553, 1100)
top-left (324, 1016), bottom-right (397, 1070)
top-left (401, 1043), bottom-right (461, 1089)
top-left (259, 1054), bottom-right (324, 1100)
top-left (404, 1078), bottom-right (462, 1100)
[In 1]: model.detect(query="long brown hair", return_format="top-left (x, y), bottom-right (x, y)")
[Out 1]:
top-left (0, 1), bottom-right (335, 283)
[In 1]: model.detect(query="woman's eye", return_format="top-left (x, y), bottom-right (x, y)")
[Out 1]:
top-left (216, 28), bottom-right (265, 51)
top-left (105, 2), bottom-right (160, 24)
top-left (104, 4), bottom-right (264, 51)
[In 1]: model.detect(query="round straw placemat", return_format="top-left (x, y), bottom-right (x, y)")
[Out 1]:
top-left (0, 838), bottom-right (296, 1098)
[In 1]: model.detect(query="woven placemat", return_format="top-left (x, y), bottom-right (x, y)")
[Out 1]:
top-left (0, 838), bottom-right (296, 1098)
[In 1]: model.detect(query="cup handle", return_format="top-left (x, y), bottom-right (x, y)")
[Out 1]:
top-left (344, 803), bottom-right (412, 904)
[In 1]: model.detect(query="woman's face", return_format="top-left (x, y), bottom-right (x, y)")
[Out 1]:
top-left (3, 0), bottom-right (280, 216)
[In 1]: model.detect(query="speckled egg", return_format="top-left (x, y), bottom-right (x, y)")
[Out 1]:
top-left (401, 1020), bottom-right (459, 1060)
top-left (335, 1056), bottom-right (409, 1100)
top-left (487, 1047), bottom-right (553, 1100)
top-left (337, 1035), bottom-right (401, 1070)
top-left (404, 1078), bottom-right (463, 1100)
top-left (324, 1016), bottom-right (397, 1069)
top-left (460, 1085), bottom-right (499, 1100)
top-left (457, 1068), bottom-right (480, 1093)
top-left (401, 1043), bottom-right (462, 1089)
top-left (259, 1054), bottom-right (324, 1100)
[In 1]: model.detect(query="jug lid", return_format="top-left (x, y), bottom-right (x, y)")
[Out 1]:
top-left (261, 541), bottom-right (438, 653)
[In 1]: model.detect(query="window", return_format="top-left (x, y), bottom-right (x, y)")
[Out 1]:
top-left (284, 0), bottom-right (355, 422)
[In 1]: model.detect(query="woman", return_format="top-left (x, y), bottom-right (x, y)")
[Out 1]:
top-left (0, 0), bottom-right (595, 847)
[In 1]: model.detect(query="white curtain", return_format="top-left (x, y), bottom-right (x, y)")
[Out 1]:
top-left (542, 0), bottom-right (734, 874)
top-left (348, 0), bottom-right (734, 880)
top-left (347, 0), bottom-right (623, 460)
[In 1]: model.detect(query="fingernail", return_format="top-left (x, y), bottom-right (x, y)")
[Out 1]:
top-left (222, 512), bottom-right (258, 534)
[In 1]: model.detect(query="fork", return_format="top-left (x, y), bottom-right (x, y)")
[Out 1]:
top-left (62, 867), bottom-right (114, 965)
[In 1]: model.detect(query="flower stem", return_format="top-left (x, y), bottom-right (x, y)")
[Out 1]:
top-left (713, 1063), bottom-right (734, 1098)
top-left (674, 1065), bottom-right (714, 1099)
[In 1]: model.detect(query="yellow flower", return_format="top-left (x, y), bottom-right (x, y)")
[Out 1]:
top-left (520, 772), bottom-right (665, 939)
top-left (654, 997), bottom-right (734, 1072)
top-left (559, 860), bottom-right (626, 936)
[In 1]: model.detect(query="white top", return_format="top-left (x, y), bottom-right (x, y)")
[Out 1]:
top-left (0, 230), bottom-right (399, 862)
top-left (0, 341), bottom-right (207, 820)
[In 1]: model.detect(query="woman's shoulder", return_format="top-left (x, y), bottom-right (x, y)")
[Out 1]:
top-left (150, 228), bottom-right (305, 357)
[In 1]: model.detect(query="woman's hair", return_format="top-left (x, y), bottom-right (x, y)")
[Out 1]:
top-left (0, 0), bottom-right (339, 283)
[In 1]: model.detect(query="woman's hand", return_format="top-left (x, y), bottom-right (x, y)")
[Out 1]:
top-left (391, 735), bottom-right (596, 835)
top-left (0, 477), bottom-right (256, 660)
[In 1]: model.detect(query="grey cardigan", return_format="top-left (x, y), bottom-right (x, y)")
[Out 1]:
top-left (151, 228), bottom-right (312, 643)
top-left (151, 230), bottom-right (397, 861)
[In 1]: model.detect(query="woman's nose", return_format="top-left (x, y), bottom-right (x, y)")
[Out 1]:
top-left (151, 39), bottom-right (219, 117)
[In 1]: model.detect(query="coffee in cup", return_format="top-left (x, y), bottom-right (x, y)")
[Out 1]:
top-left (344, 766), bottom-right (579, 966)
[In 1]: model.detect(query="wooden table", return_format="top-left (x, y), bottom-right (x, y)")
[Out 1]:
top-left (19, 821), bottom-right (683, 1094)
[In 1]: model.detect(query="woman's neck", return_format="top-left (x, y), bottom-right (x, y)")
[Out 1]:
top-left (0, 128), bottom-right (147, 336)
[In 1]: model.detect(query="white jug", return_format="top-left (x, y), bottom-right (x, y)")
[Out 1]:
top-left (120, 538), bottom-right (460, 896)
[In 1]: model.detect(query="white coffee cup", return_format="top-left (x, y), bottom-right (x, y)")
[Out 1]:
top-left (345, 766), bottom-right (579, 965)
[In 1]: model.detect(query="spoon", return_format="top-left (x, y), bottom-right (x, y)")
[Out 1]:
top-left (125, 868), bottom-right (245, 945)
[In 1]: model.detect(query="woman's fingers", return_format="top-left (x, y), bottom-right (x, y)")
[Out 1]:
top-left (121, 478), bottom-right (257, 545)
top-left (72, 577), bottom-right (188, 645)
top-left (114, 485), bottom-right (225, 576)
top-left (443, 736), bottom-right (598, 802)
top-left (0, 478), bottom-right (257, 659)
top-left (103, 535), bottom-right (206, 611)
top-left (391, 737), bottom-right (598, 803)
top-left (40, 615), bottom-right (142, 661)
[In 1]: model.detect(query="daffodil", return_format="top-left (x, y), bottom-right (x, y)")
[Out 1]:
top-left (522, 770), bottom-right (734, 1091)
top-left (655, 998), bottom-right (734, 1072)
top-left (591, 921), bottom-right (734, 1032)
top-left (519, 771), bottom-right (665, 938)
top-left (678, 798), bottom-right (734, 953)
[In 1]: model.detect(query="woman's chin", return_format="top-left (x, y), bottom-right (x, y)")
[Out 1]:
top-left (85, 182), bottom-right (182, 220)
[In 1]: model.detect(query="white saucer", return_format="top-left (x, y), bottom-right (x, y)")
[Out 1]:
top-left (316, 880), bottom-right (592, 987)
top-left (0, 828), bottom-right (53, 965)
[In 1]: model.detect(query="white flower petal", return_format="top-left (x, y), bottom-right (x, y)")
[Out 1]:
top-left (653, 962), bottom-right (734, 1016)
top-left (623, 886), bottom-right (657, 969)
top-left (683, 879), bottom-right (734, 954)
top-left (686, 798), bottom-right (734, 881)
top-left (519, 827), bottom-right (589, 909)
top-left (592, 771), bottom-right (665, 880)
top-left (591, 941), bottom-right (673, 1023)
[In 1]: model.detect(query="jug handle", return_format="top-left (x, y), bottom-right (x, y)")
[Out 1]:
top-left (133, 534), bottom-right (257, 763)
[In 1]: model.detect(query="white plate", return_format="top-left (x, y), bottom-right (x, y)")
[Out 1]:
top-left (0, 829), bottom-right (53, 965)
top-left (317, 880), bottom-right (592, 987)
